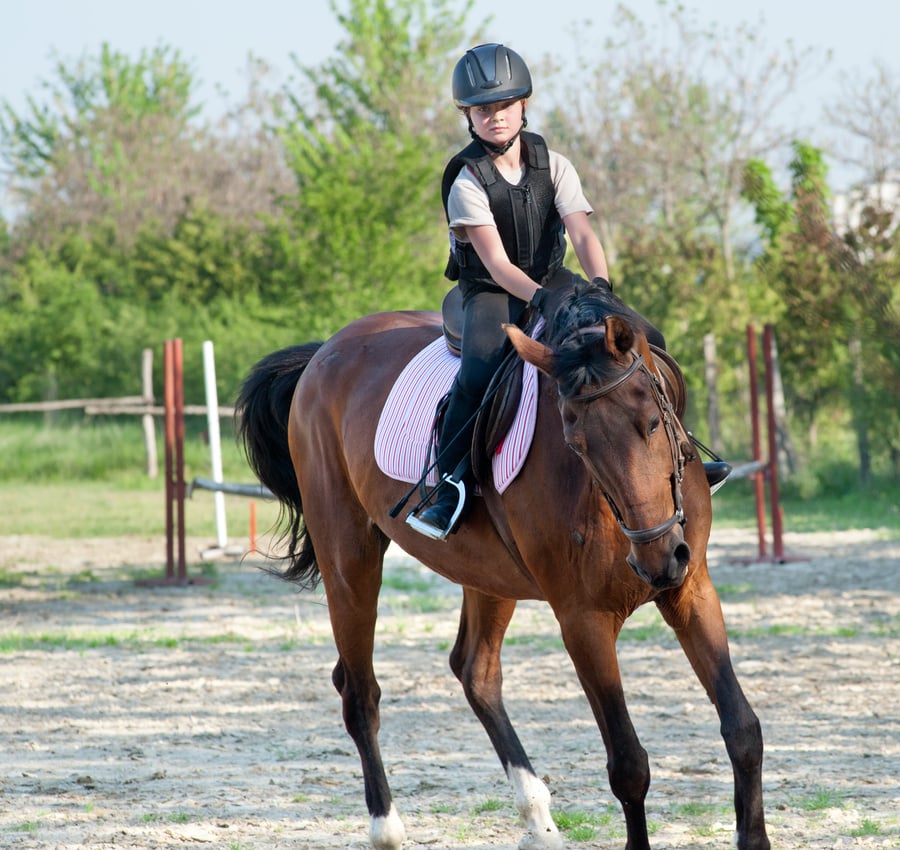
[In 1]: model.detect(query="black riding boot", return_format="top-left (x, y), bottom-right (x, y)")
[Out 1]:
top-left (704, 461), bottom-right (732, 493)
top-left (406, 379), bottom-right (480, 541)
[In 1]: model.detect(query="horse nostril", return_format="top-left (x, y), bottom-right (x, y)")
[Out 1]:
top-left (674, 542), bottom-right (691, 569)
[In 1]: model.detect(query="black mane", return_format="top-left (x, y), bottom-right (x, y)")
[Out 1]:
top-left (546, 281), bottom-right (629, 398)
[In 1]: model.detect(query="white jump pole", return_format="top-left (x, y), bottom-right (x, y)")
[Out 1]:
top-left (202, 340), bottom-right (228, 548)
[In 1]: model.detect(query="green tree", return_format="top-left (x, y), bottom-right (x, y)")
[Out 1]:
top-left (743, 141), bottom-right (899, 482)
top-left (0, 44), bottom-right (289, 256)
top-left (273, 0), bottom-right (479, 333)
top-left (0, 252), bottom-right (125, 400)
top-left (543, 1), bottom-right (824, 282)
top-left (1, 45), bottom-right (200, 247)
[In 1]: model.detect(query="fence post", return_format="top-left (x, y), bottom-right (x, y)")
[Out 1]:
top-left (142, 348), bottom-right (157, 479)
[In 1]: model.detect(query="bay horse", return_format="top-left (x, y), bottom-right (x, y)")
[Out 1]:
top-left (237, 279), bottom-right (769, 850)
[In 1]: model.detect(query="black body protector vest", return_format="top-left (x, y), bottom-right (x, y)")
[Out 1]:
top-left (441, 131), bottom-right (567, 291)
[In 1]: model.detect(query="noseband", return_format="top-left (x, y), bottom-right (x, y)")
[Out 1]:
top-left (564, 350), bottom-right (687, 545)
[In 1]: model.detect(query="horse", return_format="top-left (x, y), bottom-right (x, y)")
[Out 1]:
top-left (237, 279), bottom-right (770, 850)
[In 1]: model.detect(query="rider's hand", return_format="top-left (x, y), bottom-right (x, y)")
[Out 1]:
top-left (591, 276), bottom-right (613, 293)
top-left (529, 287), bottom-right (550, 315)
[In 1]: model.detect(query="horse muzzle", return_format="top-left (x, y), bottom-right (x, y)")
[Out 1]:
top-left (625, 527), bottom-right (691, 590)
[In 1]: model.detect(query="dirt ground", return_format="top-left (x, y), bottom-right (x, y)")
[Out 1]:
top-left (0, 525), bottom-right (898, 849)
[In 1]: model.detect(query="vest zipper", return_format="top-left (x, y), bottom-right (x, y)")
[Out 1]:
top-left (520, 184), bottom-right (535, 267)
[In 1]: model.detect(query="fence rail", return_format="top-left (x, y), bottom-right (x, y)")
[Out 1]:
top-left (0, 396), bottom-right (147, 413)
top-left (0, 398), bottom-right (234, 417)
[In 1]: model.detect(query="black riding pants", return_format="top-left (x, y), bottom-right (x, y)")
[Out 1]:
top-left (437, 288), bottom-right (527, 478)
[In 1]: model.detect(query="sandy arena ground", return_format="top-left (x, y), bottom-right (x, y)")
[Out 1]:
top-left (0, 526), bottom-right (898, 849)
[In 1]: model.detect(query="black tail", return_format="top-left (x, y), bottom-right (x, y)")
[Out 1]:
top-left (236, 343), bottom-right (323, 588)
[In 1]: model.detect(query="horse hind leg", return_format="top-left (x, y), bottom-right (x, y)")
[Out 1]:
top-left (316, 516), bottom-right (405, 850)
top-left (450, 589), bottom-right (562, 850)
top-left (331, 658), bottom-right (405, 849)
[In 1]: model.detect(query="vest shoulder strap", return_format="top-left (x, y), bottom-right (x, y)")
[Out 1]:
top-left (440, 132), bottom-right (552, 220)
top-left (441, 140), bottom-right (489, 221)
top-left (520, 131), bottom-right (550, 170)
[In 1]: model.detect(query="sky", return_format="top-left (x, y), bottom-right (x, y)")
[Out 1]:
top-left (2, 0), bottom-right (898, 189)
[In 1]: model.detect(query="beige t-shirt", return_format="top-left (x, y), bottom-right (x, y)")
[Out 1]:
top-left (447, 150), bottom-right (593, 244)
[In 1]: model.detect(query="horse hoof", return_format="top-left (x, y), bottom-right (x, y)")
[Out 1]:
top-left (519, 827), bottom-right (564, 850)
top-left (370, 804), bottom-right (406, 849)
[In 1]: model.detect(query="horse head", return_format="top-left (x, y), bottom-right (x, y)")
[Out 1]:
top-left (505, 283), bottom-right (695, 590)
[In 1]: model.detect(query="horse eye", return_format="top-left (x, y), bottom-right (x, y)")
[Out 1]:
top-left (648, 415), bottom-right (660, 436)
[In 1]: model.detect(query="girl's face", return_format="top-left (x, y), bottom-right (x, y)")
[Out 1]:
top-left (468, 99), bottom-right (526, 148)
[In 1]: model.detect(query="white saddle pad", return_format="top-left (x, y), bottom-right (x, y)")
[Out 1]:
top-left (374, 335), bottom-right (538, 494)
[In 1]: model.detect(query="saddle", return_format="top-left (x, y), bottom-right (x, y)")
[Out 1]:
top-left (375, 285), bottom-right (688, 494)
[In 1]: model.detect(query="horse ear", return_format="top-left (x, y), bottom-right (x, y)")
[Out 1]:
top-left (603, 316), bottom-right (635, 357)
top-left (503, 323), bottom-right (556, 375)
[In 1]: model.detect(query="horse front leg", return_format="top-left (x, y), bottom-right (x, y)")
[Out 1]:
top-left (656, 575), bottom-right (770, 850)
top-left (557, 610), bottom-right (652, 850)
top-left (450, 588), bottom-right (562, 850)
top-left (318, 529), bottom-right (405, 850)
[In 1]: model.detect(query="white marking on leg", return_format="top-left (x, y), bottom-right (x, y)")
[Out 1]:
top-left (507, 765), bottom-right (563, 850)
top-left (370, 803), bottom-right (406, 850)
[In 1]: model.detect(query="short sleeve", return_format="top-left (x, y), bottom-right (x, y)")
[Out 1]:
top-left (550, 151), bottom-right (593, 218)
top-left (447, 168), bottom-right (495, 242)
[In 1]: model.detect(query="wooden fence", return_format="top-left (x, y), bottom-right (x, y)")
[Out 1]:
top-left (0, 348), bottom-right (234, 478)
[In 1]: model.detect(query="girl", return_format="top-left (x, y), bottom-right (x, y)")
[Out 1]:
top-left (408, 43), bottom-right (723, 540)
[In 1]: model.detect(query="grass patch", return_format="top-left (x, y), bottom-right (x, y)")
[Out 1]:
top-left (713, 474), bottom-right (900, 533)
top-left (381, 569), bottom-right (436, 594)
top-left (618, 620), bottom-right (671, 642)
top-left (9, 820), bottom-right (42, 833)
top-left (850, 819), bottom-right (883, 837)
top-left (140, 811), bottom-right (192, 824)
top-left (733, 623), bottom-right (860, 640)
top-left (472, 798), bottom-right (506, 815)
top-left (0, 480), bottom-right (281, 538)
top-left (553, 808), bottom-right (614, 842)
top-left (874, 620), bottom-right (900, 638)
top-left (793, 787), bottom-right (845, 811)
top-left (0, 568), bottom-right (25, 588)
top-left (619, 606), bottom-right (671, 643)
top-left (0, 630), bottom-right (263, 654)
top-left (714, 582), bottom-right (755, 599)
top-left (672, 801), bottom-right (720, 817)
top-left (0, 631), bottom-right (180, 653)
top-left (1, 420), bottom-right (898, 540)
top-left (386, 593), bottom-right (457, 614)
top-left (430, 802), bottom-right (456, 814)
top-left (503, 633), bottom-right (565, 652)
top-left (0, 416), bottom-right (250, 486)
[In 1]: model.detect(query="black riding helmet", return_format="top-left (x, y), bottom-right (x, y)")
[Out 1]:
top-left (452, 43), bottom-right (532, 108)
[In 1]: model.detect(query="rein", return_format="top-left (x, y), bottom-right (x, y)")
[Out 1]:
top-left (564, 349), bottom-right (686, 545)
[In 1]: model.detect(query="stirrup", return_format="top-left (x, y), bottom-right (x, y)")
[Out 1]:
top-left (405, 476), bottom-right (466, 541)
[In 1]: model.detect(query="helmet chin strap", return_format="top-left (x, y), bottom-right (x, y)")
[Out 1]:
top-left (468, 114), bottom-right (528, 155)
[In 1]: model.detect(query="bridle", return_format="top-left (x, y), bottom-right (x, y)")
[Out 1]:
top-left (563, 349), bottom-right (687, 545)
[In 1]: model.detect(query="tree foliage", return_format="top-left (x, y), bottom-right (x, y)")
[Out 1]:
top-left (0, 44), bottom-right (288, 253)
top-left (272, 0), bottom-right (475, 330)
top-left (742, 141), bottom-right (900, 480)
top-left (0, 0), bottom-right (896, 487)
